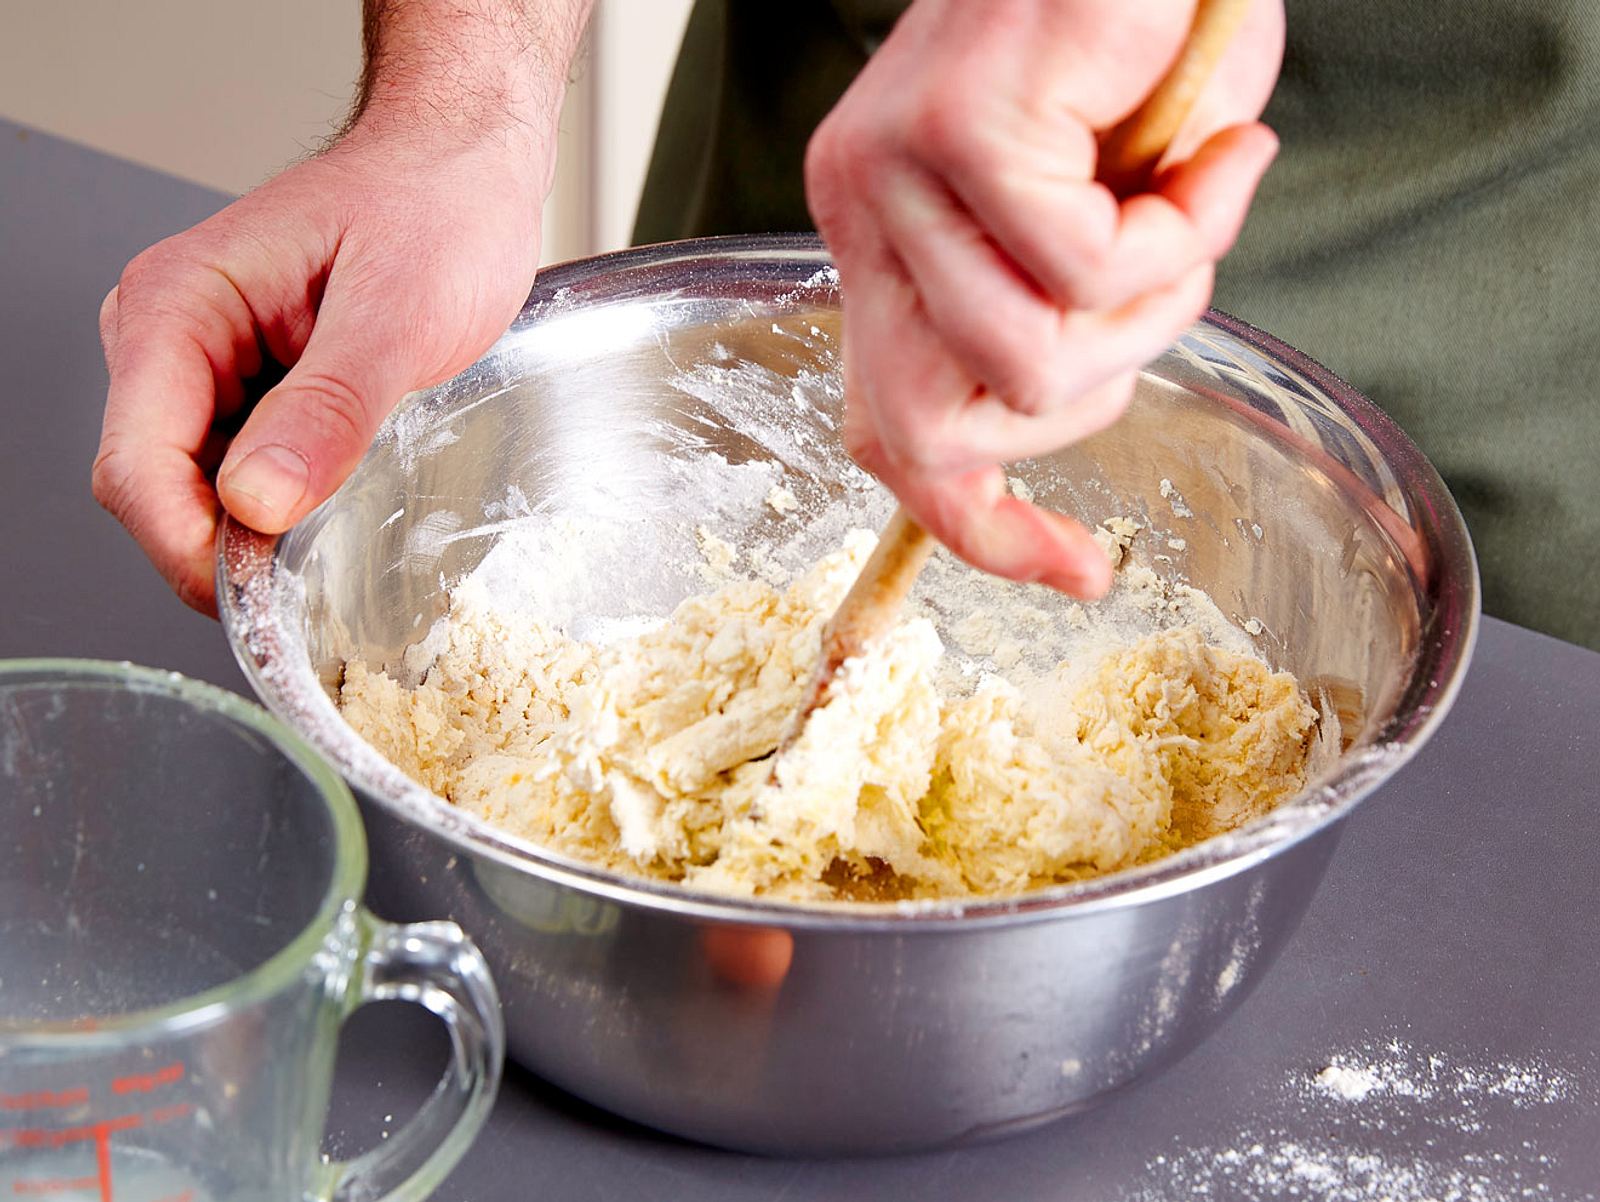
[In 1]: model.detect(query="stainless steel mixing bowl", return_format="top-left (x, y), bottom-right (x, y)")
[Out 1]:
top-left (219, 235), bottom-right (1478, 1155)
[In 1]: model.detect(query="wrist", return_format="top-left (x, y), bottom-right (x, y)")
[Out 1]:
top-left (344, 0), bottom-right (589, 190)
top-left (344, 93), bottom-right (559, 196)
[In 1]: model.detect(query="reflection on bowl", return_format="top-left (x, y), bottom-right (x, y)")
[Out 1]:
top-left (220, 235), bottom-right (1477, 1154)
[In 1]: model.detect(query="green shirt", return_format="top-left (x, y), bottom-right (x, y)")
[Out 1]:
top-left (636, 1), bottom-right (1600, 650)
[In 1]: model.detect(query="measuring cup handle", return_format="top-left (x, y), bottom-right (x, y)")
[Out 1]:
top-left (319, 912), bottom-right (505, 1202)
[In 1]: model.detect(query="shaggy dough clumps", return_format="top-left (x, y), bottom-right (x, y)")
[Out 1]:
top-left (341, 535), bottom-right (1317, 902)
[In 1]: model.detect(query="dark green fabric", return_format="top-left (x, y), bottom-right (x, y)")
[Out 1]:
top-left (635, 1), bottom-right (1600, 650)
top-left (632, 1), bottom-right (870, 243)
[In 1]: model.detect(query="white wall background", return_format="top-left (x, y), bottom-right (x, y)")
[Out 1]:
top-left (0, 0), bottom-right (694, 265)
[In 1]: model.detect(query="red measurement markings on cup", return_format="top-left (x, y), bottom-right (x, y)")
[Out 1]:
top-left (2, 1064), bottom-right (189, 1202)
top-left (108, 1067), bottom-right (183, 1099)
top-left (0, 1090), bottom-right (91, 1114)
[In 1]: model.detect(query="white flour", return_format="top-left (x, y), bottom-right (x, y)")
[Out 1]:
top-left (1128, 1034), bottom-right (1593, 1201)
top-left (1316, 1063), bottom-right (1383, 1102)
top-left (1309, 1039), bottom-right (1576, 1111)
top-left (1159, 477), bottom-right (1195, 519)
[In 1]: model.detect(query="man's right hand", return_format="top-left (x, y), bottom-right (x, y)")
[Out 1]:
top-left (806, 0), bottom-right (1283, 599)
top-left (94, 0), bottom-right (588, 615)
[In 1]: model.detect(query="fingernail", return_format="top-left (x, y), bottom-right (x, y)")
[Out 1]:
top-left (220, 445), bottom-right (308, 529)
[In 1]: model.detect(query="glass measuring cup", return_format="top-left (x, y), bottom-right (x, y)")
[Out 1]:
top-left (0, 660), bottom-right (503, 1202)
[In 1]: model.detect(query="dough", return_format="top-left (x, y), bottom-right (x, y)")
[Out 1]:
top-left (341, 534), bottom-right (1317, 902)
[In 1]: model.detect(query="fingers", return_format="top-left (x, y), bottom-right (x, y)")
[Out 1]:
top-left (214, 225), bottom-right (531, 534)
top-left (1153, 121), bottom-right (1280, 259)
top-left (873, 457), bottom-right (1114, 599)
top-left (94, 254), bottom-right (272, 615)
top-left (938, 371), bottom-right (1140, 467)
top-left (807, 2), bottom-right (1288, 603)
top-left (890, 118), bottom-right (1274, 331)
top-left (92, 130), bottom-right (553, 616)
top-left (699, 927), bottom-right (795, 991)
top-left (92, 439), bottom-right (225, 618)
top-left (859, 122), bottom-right (1260, 454)
top-left (843, 329), bottom-right (1118, 600)
top-left (834, 235), bottom-right (983, 474)
top-left (816, 67), bottom-right (1275, 482)
top-left (216, 271), bottom-right (412, 533)
top-left (848, 208), bottom-right (1212, 475)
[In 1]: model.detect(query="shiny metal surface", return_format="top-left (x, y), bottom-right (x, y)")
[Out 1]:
top-left (219, 235), bottom-right (1478, 1154)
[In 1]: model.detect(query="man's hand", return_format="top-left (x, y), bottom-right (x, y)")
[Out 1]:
top-left (94, 0), bottom-right (589, 614)
top-left (806, 0), bottom-right (1284, 596)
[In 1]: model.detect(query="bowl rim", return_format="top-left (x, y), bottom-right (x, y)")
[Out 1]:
top-left (218, 233), bottom-right (1480, 932)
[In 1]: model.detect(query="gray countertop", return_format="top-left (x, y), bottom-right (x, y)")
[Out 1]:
top-left (4, 119), bottom-right (1598, 1201)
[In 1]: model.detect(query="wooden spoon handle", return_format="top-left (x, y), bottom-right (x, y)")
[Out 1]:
top-left (790, 506), bottom-right (934, 732)
top-left (820, 506), bottom-right (935, 672)
top-left (775, 508), bottom-right (932, 766)
top-left (1099, 0), bottom-right (1253, 193)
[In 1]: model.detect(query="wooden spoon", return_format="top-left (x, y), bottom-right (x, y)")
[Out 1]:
top-left (776, 0), bottom-right (1253, 759)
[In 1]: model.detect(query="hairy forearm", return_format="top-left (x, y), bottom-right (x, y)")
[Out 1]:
top-left (351, 0), bottom-right (594, 150)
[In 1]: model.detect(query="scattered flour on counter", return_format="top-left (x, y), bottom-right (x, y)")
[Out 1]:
top-left (1307, 1038), bottom-right (1577, 1110)
top-left (1137, 1140), bottom-right (1564, 1202)
top-left (1128, 1034), bottom-right (1593, 1202)
top-left (1316, 1063), bottom-right (1382, 1102)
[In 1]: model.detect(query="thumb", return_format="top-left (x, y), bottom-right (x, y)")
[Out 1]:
top-left (217, 282), bottom-right (418, 533)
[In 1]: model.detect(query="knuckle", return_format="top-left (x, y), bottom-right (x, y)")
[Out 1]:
top-left (98, 286), bottom-right (121, 354)
top-left (916, 485), bottom-right (996, 570)
top-left (90, 443), bottom-right (133, 519)
top-left (909, 86), bottom-right (991, 180)
top-left (908, 77), bottom-right (992, 175)
top-left (118, 243), bottom-right (173, 294)
top-left (806, 120), bottom-right (879, 214)
top-left (804, 123), bottom-right (844, 202)
top-left (888, 422), bottom-right (956, 472)
top-left (114, 241), bottom-right (208, 330)
top-left (1052, 221), bottom-right (1121, 309)
top-left (1155, 271), bottom-right (1215, 345)
top-left (1200, 216), bottom-right (1240, 260)
top-left (848, 401), bottom-right (947, 475)
top-left (802, 121), bottom-right (839, 197)
top-left (171, 571), bottom-right (215, 617)
top-left (841, 398), bottom-right (925, 476)
top-left (291, 369), bottom-right (377, 448)
top-left (982, 323), bottom-right (1058, 416)
top-left (1006, 385), bottom-right (1055, 420)
top-left (1075, 213), bottom-right (1117, 278)
top-left (1062, 261), bottom-right (1115, 311)
top-left (1000, 361), bottom-right (1057, 418)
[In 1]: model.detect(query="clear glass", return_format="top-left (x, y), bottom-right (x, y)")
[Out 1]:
top-left (0, 660), bottom-right (503, 1202)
